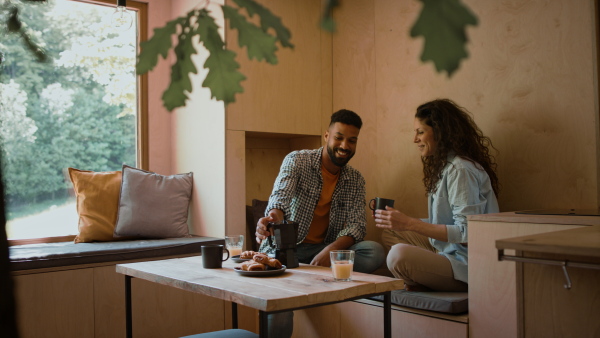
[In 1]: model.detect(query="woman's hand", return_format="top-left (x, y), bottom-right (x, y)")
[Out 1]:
top-left (373, 206), bottom-right (416, 231)
top-left (375, 206), bottom-right (450, 242)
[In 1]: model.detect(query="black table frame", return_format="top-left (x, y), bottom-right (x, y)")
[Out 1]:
top-left (125, 275), bottom-right (393, 338)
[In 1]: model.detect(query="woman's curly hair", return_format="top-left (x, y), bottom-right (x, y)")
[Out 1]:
top-left (415, 99), bottom-right (500, 196)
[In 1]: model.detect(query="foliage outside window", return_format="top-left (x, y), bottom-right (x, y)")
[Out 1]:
top-left (0, 0), bottom-right (142, 240)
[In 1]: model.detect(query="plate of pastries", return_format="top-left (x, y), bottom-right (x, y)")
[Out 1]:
top-left (233, 251), bottom-right (286, 277)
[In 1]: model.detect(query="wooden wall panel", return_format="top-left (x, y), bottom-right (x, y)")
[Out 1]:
top-left (332, 0), bottom-right (380, 242)
top-left (245, 147), bottom-right (291, 204)
top-left (226, 0), bottom-right (324, 136)
top-left (226, 130), bottom-right (247, 242)
top-left (338, 301), bottom-right (467, 338)
top-left (333, 0), bottom-right (599, 247)
top-left (94, 266), bottom-right (126, 338)
top-left (132, 278), bottom-right (225, 337)
top-left (14, 269), bottom-right (95, 338)
top-left (292, 305), bottom-right (340, 338)
top-left (245, 135), bottom-right (322, 206)
top-left (292, 302), bottom-right (467, 338)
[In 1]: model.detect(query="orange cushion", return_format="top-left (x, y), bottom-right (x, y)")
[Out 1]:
top-left (68, 168), bottom-right (123, 243)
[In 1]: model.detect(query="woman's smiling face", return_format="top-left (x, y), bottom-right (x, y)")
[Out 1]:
top-left (413, 118), bottom-right (436, 157)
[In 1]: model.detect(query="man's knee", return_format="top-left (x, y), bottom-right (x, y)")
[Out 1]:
top-left (353, 240), bottom-right (385, 273)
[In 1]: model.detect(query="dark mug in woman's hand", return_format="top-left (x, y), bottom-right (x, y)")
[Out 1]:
top-left (369, 197), bottom-right (395, 215)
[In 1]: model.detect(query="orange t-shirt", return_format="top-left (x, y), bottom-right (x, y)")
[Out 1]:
top-left (303, 164), bottom-right (340, 244)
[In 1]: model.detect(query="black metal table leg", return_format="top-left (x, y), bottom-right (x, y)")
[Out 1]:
top-left (232, 302), bottom-right (238, 329)
top-left (259, 311), bottom-right (269, 338)
top-left (125, 275), bottom-right (132, 338)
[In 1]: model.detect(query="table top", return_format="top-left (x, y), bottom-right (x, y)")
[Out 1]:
top-left (468, 211), bottom-right (600, 226)
top-left (116, 256), bottom-right (404, 312)
top-left (496, 225), bottom-right (600, 258)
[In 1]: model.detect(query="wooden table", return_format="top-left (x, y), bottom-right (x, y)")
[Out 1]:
top-left (116, 256), bottom-right (404, 337)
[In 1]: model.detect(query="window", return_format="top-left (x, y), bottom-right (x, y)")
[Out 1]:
top-left (0, 0), bottom-right (147, 242)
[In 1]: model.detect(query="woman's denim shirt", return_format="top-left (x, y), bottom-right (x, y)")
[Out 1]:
top-left (427, 154), bottom-right (499, 283)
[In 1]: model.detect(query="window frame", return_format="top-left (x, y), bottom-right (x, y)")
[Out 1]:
top-left (8, 0), bottom-right (148, 246)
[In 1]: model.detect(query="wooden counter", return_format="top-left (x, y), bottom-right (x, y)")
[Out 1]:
top-left (497, 225), bottom-right (600, 257)
top-left (469, 211), bottom-right (600, 227)
top-left (467, 212), bottom-right (600, 338)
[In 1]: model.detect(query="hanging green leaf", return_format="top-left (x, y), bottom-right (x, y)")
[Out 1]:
top-left (231, 0), bottom-right (294, 49)
top-left (2, 4), bottom-right (48, 64)
top-left (320, 0), bottom-right (340, 32)
top-left (196, 9), bottom-right (246, 103)
top-left (135, 2), bottom-right (289, 110)
top-left (161, 12), bottom-right (200, 111)
top-left (136, 17), bottom-right (185, 75)
top-left (410, 0), bottom-right (478, 76)
top-left (222, 5), bottom-right (278, 64)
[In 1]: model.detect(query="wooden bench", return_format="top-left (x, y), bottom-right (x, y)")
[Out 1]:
top-left (291, 293), bottom-right (468, 337)
top-left (10, 237), bottom-right (231, 338)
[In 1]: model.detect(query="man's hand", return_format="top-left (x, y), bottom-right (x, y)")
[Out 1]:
top-left (310, 249), bottom-right (332, 267)
top-left (309, 236), bottom-right (355, 267)
top-left (255, 209), bottom-right (284, 244)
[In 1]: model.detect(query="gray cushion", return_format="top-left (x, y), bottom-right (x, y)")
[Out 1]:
top-left (181, 329), bottom-right (258, 338)
top-left (9, 237), bottom-right (224, 271)
top-left (372, 289), bottom-right (468, 314)
top-left (114, 165), bottom-right (193, 239)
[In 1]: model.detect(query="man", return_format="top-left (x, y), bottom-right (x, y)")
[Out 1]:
top-left (255, 109), bottom-right (385, 337)
top-left (255, 109), bottom-right (384, 272)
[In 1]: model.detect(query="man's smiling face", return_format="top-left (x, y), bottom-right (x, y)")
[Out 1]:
top-left (324, 122), bottom-right (359, 167)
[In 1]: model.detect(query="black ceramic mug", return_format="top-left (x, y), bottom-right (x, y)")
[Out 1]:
top-left (201, 245), bottom-right (230, 269)
top-left (369, 197), bottom-right (395, 215)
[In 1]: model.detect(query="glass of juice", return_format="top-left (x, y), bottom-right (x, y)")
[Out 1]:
top-left (330, 250), bottom-right (355, 281)
top-left (225, 235), bottom-right (244, 257)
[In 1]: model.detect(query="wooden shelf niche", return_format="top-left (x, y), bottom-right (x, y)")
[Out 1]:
top-left (226, 130), bottom-right (321, 251)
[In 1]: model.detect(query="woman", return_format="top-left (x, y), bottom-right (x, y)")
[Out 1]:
top-left (374, 99), bottom-right (499, 292)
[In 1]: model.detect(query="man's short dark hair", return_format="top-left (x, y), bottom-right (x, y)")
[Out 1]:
top-left (329, 109), bottom-right (362, 129)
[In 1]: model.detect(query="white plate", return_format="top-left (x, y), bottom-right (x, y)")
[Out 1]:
top-left (233, 265), bottom-right (287, 277)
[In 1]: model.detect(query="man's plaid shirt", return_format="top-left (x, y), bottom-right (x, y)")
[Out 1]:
top-left (259, 147), bottom-right (367, 254)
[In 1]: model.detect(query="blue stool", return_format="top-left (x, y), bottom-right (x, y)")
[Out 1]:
top-left (181, 329), bottom-right (258, 338)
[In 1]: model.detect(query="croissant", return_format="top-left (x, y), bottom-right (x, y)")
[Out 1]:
top-left (240, 251), bottom-right (260, 259)
top-left (240, 260), bottom-right (266, 271)
top-left (253, 253), bottom-right (283, 269)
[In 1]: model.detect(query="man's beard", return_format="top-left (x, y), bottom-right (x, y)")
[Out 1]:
top-left (327, 145), bottom-right (354, 167)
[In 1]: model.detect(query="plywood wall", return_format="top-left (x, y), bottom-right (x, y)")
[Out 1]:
top-left (226, 0), bottom-right (326, 136)
top-left (333, 0), bottom-right (599, 242)
top-left (171, 0), bottom-right (227, 238)
top-left (224, 0), bottom-right (330, 241)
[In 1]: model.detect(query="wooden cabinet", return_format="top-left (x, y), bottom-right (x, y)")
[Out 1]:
top-left (14, 269), bottom-right (95, 338)
top-left (496, 226), bottom-right (600, 337)
top-left (468, 212), bottom-right (600, 338)
top-left (13, 259), bottom-right (232, 338)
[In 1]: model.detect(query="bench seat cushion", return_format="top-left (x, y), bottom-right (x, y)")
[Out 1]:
top-left (372, 289), bottom-right (468, 314)
top-left (10, 237), bottom-right (223, 271)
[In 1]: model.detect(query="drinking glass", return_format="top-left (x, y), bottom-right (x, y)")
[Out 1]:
top-left (225, 235), bottom-right (244, 257)
top-left (330, 250), bottom-right (355, 281)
